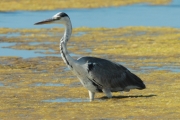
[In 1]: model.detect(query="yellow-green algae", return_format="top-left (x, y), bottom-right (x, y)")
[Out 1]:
top-left (0, 0), bottom-right (171, 11)
top-left (0, 26), bottom-right (180, 119)
top-left (1, 27), bottom-right (180, 62)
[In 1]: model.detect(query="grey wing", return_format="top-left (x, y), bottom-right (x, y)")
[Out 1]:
top-left (84, 59), bottom-right (145, 91)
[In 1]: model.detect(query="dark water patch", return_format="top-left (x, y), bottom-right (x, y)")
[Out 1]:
top-left (0, 42), bottom-right (80, 58)
top-left (0, 43), bottom-right (46, 58)
top-left (63, 67), bottom-right (70, 71)
top-left (0, 82), bottom-right (4, 87)
top-left (0, 42), bottom-right (16, 47)
top-left (141, 66), bottom-right (180, 73)
top-left (73, 32), bottom-right (86, 37)
top-left (0, 33), bottom-right (20, 38)
top-left (84, 48), bottom-right (92, 53)
top-left (35, 49), bottom-right (80, 57)
top-left (118, 61), bottom-right (180, 73)
top-left (29, 42), bottom-right (55, 45)
top-left (34, 49), bottom-right (57, 54)
top-left (43, 98), bottom-right (89, 103)
top-left (32, 82), bottom-right (64, 87)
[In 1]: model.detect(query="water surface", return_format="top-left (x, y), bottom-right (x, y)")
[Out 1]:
top-left (0, 43), bottom-right (61, 58)
top-left (0, 83), bottom-right (4, 87)
top-left (0, 0), bottom-right (180, 28)
top-left (1, 0), bottom-right (180, 59)
top-left (33, 82), bottom-right (64, 87)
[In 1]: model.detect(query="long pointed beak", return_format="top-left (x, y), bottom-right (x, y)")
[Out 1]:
top-left (34, 18), bottom-right (55, 25)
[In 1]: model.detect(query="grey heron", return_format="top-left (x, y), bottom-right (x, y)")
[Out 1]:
top-left (34, 12), bottom-right (146, 101)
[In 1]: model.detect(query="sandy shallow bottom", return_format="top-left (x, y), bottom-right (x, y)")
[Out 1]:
top-left (0, 26), bottom-right (180, 119)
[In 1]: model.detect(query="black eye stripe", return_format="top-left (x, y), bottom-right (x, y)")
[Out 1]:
top-left (55, 12), bottom-right (69, 19)
top-left (60, 12), bottom-right (68, 17)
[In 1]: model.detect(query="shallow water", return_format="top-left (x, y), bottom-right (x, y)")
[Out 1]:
top-left (33, 82), bottom-right (64, 87)
top-left (0, 42), bottom-right (61, 58)
top-left (0, 0), bottom-right (180, 28)
top-left (1, 0), bottom-right (180, 59)
top-left (141, 66), bottom-right (180, 73)
top-left (0, 82), bottom-right (4, 87)
top-left (28, 42), bottom-right (55, 46)
top-left (0, 42), bottom-right (81, 58)
top-left (0, 33), bottom-right (21, 38)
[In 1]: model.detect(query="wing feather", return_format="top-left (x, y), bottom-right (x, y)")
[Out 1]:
top-left (80, 57), bottom-right (145, 90)
top-left (77, 57), bottom-right (145, 91)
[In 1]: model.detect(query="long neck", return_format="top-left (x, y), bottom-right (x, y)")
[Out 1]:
top-left (60, 20), bottom-right (75, 69)
top-left (63, 20), bottom-right (72, 44)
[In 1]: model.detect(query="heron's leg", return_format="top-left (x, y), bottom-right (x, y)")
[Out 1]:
top-left (102, 89), bottom-right (112, 98)
top-left (88, 90), bottom-right (95, 101)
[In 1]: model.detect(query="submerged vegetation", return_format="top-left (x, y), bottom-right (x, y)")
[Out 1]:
top-left (0, 0), bottom-right (171, 11)
top-left (0, 26), bottom-right (180, 119)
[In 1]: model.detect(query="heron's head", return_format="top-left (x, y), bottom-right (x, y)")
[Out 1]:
top-left (34, 12), bottom-right (70, 25)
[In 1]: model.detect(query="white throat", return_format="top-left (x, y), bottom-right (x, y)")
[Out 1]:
top-left (62, 19), bottom-right (72, 43)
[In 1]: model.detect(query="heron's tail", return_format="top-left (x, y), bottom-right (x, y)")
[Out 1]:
top-left (129, 72), bottom-right (146, 90)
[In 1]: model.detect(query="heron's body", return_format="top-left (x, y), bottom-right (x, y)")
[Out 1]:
top-left (75, 56), bottom-right (145, 91)
top-left (35, 12), bottom-right (146, 101)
